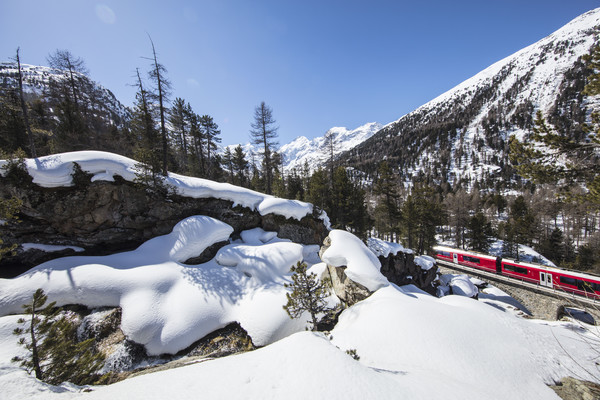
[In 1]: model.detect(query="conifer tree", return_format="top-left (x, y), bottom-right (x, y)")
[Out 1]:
top-left (12, 289), bottom-right (105, 385)
top-left (146, 36), bottom-right (172, 176)
top-left (509, 43), bottom-right (600, 206)
top-left (373, 161), bottom-right (400, 240)
top-left (199, 115), bottom-right (221, 179)
top-left (14, 48), bottom-right (36, 157)
top-left (283, 261), bottom-right (332, 331)
top-left (307, 168), bottom-right (329, 211)
top-left (232, 145), bottom-right (249, 186)
top-left (0, 196), bottom-right (21, 260)
top-left (186, 108), bottom-right (206, 176)
top-left (467, 212), bottom-right (494, 253)
top-left (250, 101), bottom-right (278, 194)
top-left (169, 97), bottom-right (190, 170)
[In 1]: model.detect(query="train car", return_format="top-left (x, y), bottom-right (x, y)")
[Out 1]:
top-left (433, 245), bottom-right (600, 300)
top-left (433, 245), bottom-right (499, 273)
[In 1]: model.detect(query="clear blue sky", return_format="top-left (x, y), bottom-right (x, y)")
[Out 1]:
top-left (1, 0), bottom-right (599, 147)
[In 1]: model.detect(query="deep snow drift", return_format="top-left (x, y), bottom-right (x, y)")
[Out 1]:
top-left (1, 219), bottom-right (598, 399)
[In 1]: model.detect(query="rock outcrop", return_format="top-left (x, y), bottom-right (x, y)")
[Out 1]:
top-left (0, 175), bottom-right (328, 277)
top-left (379, 251), bottom-right (438, 294)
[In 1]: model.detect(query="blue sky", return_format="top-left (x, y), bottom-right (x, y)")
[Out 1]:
top-left (1, 1), bottom-right (599, 147)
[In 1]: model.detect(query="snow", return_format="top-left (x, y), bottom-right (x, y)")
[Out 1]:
top-left (437, 273), bottom-right (479, 298)
top-left (1, 220), bottom-right (599, 398)
top-left (414, 255), bottom-right (435, 271)
top-left (231, 122), bottom-right (383, 174)
top-left (2, 284), bottom-right (596, 399)
top-left (0, 217), bottom-right (313, 355)
top-left (0, 151), bottom-right (313, 221)
top-left (367, 237), bottom-right (413, 257)
top-left (321, 230), bottom-right (389, 292)
top-left (21, 243), bottom-right (85, 253)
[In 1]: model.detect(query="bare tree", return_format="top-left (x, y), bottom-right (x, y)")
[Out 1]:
top-left (145, 35), bottom-right (171, 176)
top-left (46, 49), bottom-right (88, 110)
top-left (13, 47), bottom-right (36, 157)
top-left (250, 101), bottom-right (278, 194)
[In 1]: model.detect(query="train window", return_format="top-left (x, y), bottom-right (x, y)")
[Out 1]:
top-left (578, 280), bottom-right (596, 292)
top-left (504, 264), bottom-right (528, 275)
top-left (559, 276), bottom-right (578, 286)
top-left (463, 256), bottom-right (481, 263)
top-left (437, 251), bottom-right (451, 257)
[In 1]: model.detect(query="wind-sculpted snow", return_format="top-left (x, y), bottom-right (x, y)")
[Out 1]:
top-left (0, 216), bottom-right (311, 355)
top-left (321, 230), bottom-right (389, 292)
top-left (0, 151), bottom-right (313, 220)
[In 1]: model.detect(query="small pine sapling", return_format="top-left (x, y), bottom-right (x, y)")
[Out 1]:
top-left (12, 289), bottom-right (105, 385)
top-left (283, 261), bottom-right (333, 331)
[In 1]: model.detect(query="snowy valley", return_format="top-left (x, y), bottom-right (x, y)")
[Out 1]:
top-left (1, 5), bottom-right (600, 400)
top-left (0, 152), bottom-right (598, 400)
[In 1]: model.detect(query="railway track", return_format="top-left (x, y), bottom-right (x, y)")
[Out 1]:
top-left (437, 259), bottom-right (600, 309)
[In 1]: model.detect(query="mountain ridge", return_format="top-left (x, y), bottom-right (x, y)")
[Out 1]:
top-left (342, 8), bottom-right (600, 189)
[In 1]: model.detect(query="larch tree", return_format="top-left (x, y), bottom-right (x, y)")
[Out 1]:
top-left (46, 49), bottom-right (88, 150)
top-left (146, 36), bottom-right (171, 176)
top-left (250, 101), bottom-right (279, 194)
top-left (46, 49), bottom-right (88, 111)
top-left (14, 47), bottom-right (36, 157)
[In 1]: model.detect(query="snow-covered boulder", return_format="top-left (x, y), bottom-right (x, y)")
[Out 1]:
top-left (320, 231), bottom-right (389, 305)
top-left (0, 151), bottom-right (329, 276)
top-left (368, 238), bottom-right (438, 292)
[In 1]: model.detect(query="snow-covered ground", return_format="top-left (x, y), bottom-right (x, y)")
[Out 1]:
top-left (1, 152), bottom-right (599, 399)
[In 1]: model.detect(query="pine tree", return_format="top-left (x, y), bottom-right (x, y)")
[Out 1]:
top-left (283, 261), bottom-right (332, 331)
top-left (0, 196), bottom-right (21, 260)
top-left (222, 146), bottom-right (234, 183)
top-left (373, 161), bottom-right (400, 240)
top-left (467, 212), bottom-right (494, 253)
top-left (168, 97), bottom-right (190, 171)
top-left (401, 186), bottom-right (446, 254)
top-left (12, 289), bottom-right (105, 385)
top-left (199, 115), bottom-right (221, 179)
top-left (307, 168), bottom-right (329, 211)
top-left (249, 102), bottom-right (278, 194)
top-left (186, 108), bottom-right (206, 177)
top-left (232, 145), bottom-right (249, 186)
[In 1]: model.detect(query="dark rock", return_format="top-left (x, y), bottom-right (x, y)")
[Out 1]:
top-left (379, 251), bottom-right (438, 294)
top-left (184, 322), bottom-right (255, 358)
top-left (0, 176), bottom-right (328, 276)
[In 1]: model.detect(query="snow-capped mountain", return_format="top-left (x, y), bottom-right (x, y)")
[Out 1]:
top-left (279, 122), bottom-right (382, 173)
top-left (227, 122), bottom-right (382, 174)
top-left (344, 8), bottom-right (600, 188)
top-left (0, 62), bottom-right (130, 124)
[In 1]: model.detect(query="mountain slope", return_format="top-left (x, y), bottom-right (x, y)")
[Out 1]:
top-left (344, 8), bottom-right (600, 188)
top-left (0, 62), bottom-right (131, 125)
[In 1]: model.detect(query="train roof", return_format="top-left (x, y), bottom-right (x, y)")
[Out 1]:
top-left (433, 245), bottom-right (600, 282)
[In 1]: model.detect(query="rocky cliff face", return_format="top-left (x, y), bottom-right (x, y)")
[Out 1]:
top-left (0, 175), bottom-right (328, 277)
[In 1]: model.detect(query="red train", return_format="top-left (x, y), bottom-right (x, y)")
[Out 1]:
top-left (433, 245), bottom-right (600, 300)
